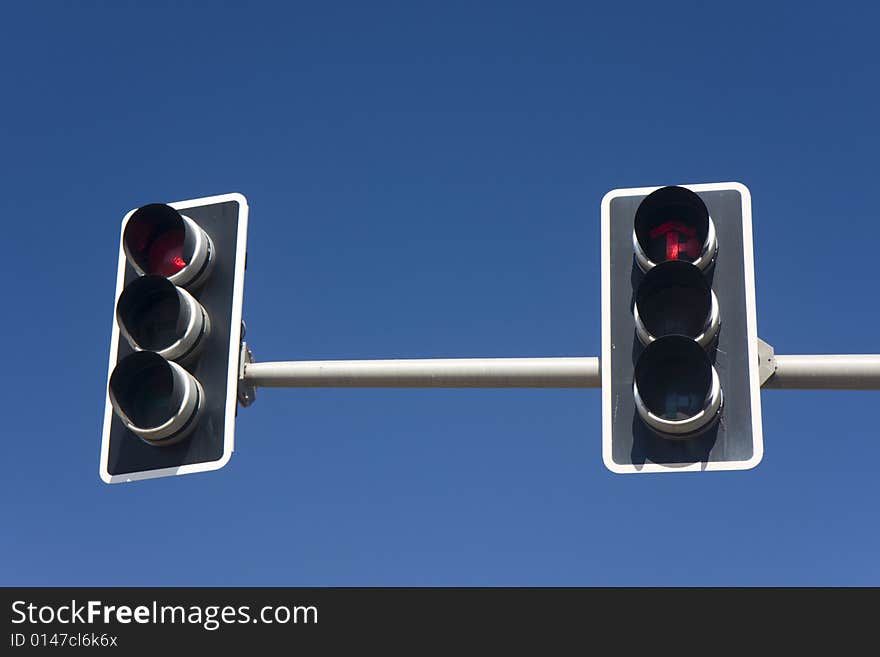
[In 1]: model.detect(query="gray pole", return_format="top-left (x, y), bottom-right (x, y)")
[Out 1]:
top-left (243, 357), bottom-right (599, 388)
top-left (241, 353), bottom-right (880, 390)
top-left (763, 354), bottom-right (880, 390)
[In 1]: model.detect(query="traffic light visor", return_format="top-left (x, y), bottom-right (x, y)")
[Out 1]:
top-left (123, 204), bottom-right (214, 288)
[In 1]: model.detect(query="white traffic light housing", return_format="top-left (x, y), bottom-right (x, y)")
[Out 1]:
top-left (101, 193), bottom-right (249, 483)
top-left (601, 183), bottom-right (762, 473)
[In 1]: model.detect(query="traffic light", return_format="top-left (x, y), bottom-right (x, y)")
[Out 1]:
top-left (100, 193), bottom-right (249, 483)
top-left (600, 183), bottom-right (763, 473)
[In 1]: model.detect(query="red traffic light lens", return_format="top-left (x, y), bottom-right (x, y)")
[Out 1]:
top-left (124, 204), bottom-right (190, 277)
top-left (648, 220), bottom-right (701, 262)
top-left (147, 227), bottom-right (187, 276)
top-left (123, 203), bottom-right (215, 289)
top-left (634, 186), bottom-right (714, 270)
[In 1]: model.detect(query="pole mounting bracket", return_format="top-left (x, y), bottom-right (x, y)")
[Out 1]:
top-left (237, 320), bottom-right (257, 408)
top-left (757, 337), bottom-right (777, 387)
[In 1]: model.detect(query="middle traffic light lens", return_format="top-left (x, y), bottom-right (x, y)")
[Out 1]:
top-left (634, 260), bottom-right (719, 346)
top-left (116, 275), bottom-right (210, 361)
top-left (117, 276), bottom-right (182, 352)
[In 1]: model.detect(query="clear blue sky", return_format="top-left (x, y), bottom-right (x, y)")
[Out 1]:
top-left (2, 1), bottom-right (878, 586)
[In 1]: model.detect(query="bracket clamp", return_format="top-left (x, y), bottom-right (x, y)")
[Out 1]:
top-left (757, 337), bottom-right (777, 387)
top-left (237, 339), bottom-right (256, 407)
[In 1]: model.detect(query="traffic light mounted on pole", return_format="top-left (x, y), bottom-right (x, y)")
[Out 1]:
top-left (99, 184), bottom-right (880, 484)
top-left (601, 183), bottom-right (763, 473)
top-left (100, 193), bottom-right (249, 483)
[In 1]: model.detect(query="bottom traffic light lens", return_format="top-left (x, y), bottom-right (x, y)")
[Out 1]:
top-left (633, 336), bottom-right (722, 438)
top-left (126, 358), bottom-right (173, 427)
top-left (108, 352), bottom-right (203, 446)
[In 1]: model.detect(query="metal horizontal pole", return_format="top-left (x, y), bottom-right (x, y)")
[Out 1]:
top-left (242, 354), bottom-right (880, 390)
top-left (243, 357), bottom-right (600, 388)
top-left (763, 354), bottom-right (880, 390)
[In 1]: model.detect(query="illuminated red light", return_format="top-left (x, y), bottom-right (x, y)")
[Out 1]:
top-left (667, 233), bottom-right (680, 260)
top-left (649, 220), bottom-right (700, 262)
top-left (147, 228), bottom-right (187, 276)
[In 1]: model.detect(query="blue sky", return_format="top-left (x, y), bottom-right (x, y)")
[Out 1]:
top-left (2, 1), bottom-right (879, 585)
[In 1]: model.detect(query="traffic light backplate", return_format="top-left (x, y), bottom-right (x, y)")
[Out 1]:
top-left (601, 182), bottom-right (763, 473)
top-left (100, 193), bottom-right (248, 483)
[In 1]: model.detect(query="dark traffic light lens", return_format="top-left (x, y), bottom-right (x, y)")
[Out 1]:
top-left (633, 336), bottom-right (722, 437)
top-left (116, 276), bottom-right (210, 361)
top-left (108, 352), bottom-right (203, 445)
top-left (634, 260), bottom-right (719, 346)
top-left (639, 359), bottom-right (708, 420)
top-left (118, 355), bottom-right (174, 427)
top-left (633, 186), bottom-right (716, 271)
top-left (117, 276), bottom-right (182, 352)
top-left (109, 352), bottom-right (178, 429)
